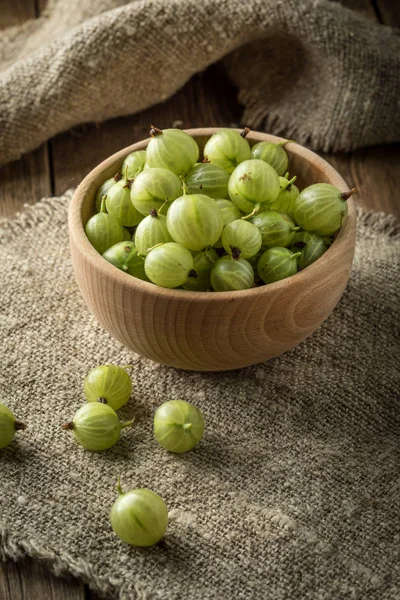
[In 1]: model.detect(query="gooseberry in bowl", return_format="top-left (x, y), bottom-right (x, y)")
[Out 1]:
top-left (69, 128), bottom-right (356, 371)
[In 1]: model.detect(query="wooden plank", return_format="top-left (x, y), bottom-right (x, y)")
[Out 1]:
top-left (36, 0), bottom-right (49, 14)
top-left (0, 558), bottom-right (86, 600)
top-left (374, 0), bottom-right (400, 25)
top-left (341, 0), bottom-right (377, 20)
top-left (0, 0), bottom-right (35, 29)
top-left (0, 145), bottom-right (52, 218)
top-left (323, 144), bottom-right (400, 217)
top-left (49, 66), bottom-right (242, 196)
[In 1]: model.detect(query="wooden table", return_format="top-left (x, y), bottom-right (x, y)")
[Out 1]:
top-left (1, 1), bottom-right (399, 599)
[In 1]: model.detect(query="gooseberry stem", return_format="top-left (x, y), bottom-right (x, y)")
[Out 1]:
top-left (116, 474), bottom-right (124, 496)
top-left (15, 421), bottom-right (26, 431)
top-left (121, 418), bottom-right (135, 429)
top-left (149, 125), bottom-right (163, 137)
top-left (291, 252), bottom-right (302, 259)
top-left (240, 127), bottom-right (250, 138)
top-left (241, 203), bottom-right (261, 221)
top-left (180, 176), bottom-right (189, 196)
top-left (62, 422), bottom-right (74, 430)
top-left (183, 423), bottom-right (192, 430)
top-left (204, 247), bottom-right (217, 264)
top-left (157, 200), bottom-right (169, 215)
top-left (277, 139), bottom-right (295, 146)
top-left (100, 196), bottom-right (107, 214)
top-left (340, 188), bottom-right (357, 201)
top-left (292, 226), bottom-right (300, 232)
top-left (147, 242), bottom-right (164, 253)
top-left (284, 175), bottom-right (297, 191)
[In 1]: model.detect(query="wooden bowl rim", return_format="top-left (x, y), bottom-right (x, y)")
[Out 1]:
top-left (69, 128), bottom-right (356, 303)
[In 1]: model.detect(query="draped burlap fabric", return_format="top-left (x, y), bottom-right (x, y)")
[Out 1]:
top-left (0, 0), bottom-right (399, 166)
top-left (0, 193), bottom-right (399, 599)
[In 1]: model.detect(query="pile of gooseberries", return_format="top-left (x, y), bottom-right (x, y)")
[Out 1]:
top-left (2, 364), bottom-right (205, 548)
top-left (58, 363), bottom-right (205, 546)
top-left (86, 126), bottom-right (356, 291)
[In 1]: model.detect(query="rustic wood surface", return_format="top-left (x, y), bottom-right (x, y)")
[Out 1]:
top-left (0, 0), bottom-right (399, 598)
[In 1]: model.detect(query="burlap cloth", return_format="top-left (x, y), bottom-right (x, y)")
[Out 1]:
top-left (0, 192), bottom-right (398, 599)
top-left (1, 0), bottom-right (400, 166)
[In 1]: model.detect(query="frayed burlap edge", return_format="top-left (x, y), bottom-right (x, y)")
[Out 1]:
top-left (0, 531), bottom-right (122, 599)
top-left (0, 192), bottom-right (399, 600)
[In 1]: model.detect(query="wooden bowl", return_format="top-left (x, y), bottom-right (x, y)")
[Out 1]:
top-left (69, 128), bottom-right (356, 371)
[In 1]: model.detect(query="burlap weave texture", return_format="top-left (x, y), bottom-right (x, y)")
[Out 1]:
top-left (0, 193), bottom-right (399, 599)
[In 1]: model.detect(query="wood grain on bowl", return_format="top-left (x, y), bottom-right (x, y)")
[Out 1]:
top-left (69, 129), bottom-right (356, 371)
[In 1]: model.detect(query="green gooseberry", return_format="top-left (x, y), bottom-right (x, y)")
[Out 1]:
top-left (0, 403), bottom-right (26, 449)
top-left (214, 199), bottom-right (242, 248)
top-left (203, 128), bottom-right (251, 173)
top-left (215, 198), bottom-right (242, 225)
top-left (130, 168), bottom-right (182, 216)
top-left (166, 193), bottom-right (223, 251)
top-left (293, 184), bottom-right (356, 236)
top-left (291, 231), bottom-right (328, 269)
top-left (323, 236), bottom-right (334, 247)
top-left (102, 241), bottom-right (148, 280)
top-left (146, 126), bottom-right (199, 175)
top-left (106, 179), bottom-right (143, 227)
top-left (247, 250), bottom-right (263, 284)
top-left (144, 242), bottom-right (196, 288)
top-left (221, 219), bottom-right (262, 259)
top-left (250, 141), bottom-right (290, 176)
top-left (84, 365), bottom-right (132, 411)
top-left (182, 247), bottom-right (218, 291)
top-left (210, 256), bottom-right (254, 291)
top-left (134, 210), bottom-right (173, 256)
top-left (62, 403), bottom-right (133, 452)
top-left (95, 177), bottom-right (115, 213)
top-left (184, 162), bottom-right (230, 199)
top-left (257, 247), bottom-right (301, 284)
top-left (269, 173), bottom-right (299, 216)
top-left (122, 150), bottom-right (147, 180)
top-left (85, 199), bottom-right (131, 255)
top-left (251, 210), bottom-right (299, 248)
top-left (154, 399), bottom-right (205, 453)
top-left (228, 159), bottom-right (281, 216)
top-left (110, 476), bottom-right (168, 546)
